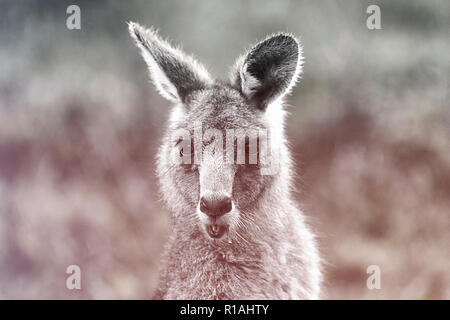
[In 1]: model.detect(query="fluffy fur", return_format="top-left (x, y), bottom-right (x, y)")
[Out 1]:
top-left (128, 22), bottom-right (322, 299)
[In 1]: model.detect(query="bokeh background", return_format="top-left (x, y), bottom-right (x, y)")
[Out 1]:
top-left (0, 0), bottom-right (449, 299)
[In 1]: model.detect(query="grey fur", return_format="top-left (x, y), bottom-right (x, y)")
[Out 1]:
top-left (129, 22), bottom-right (321, 299)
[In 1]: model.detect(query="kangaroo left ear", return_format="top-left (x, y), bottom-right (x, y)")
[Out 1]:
top-left (230, 33), bottom-right (302, 110)
top-left (128, 22), bottom-right (213, 103)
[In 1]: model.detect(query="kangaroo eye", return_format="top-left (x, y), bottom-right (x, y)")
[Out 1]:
top-left (179, 147), bottom-right (194, 158)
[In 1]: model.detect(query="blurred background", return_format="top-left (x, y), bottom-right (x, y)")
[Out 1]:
top-left (0, 0), bottom-right (449, 299)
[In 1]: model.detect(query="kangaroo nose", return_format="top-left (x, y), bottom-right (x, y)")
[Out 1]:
top-left (200, 196), bottom-right (232, 217)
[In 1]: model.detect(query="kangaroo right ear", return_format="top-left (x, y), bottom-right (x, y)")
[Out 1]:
top-left (128, 22), bottom-right (213, 103)
top-left (230, 33), bottom-right (302, 110)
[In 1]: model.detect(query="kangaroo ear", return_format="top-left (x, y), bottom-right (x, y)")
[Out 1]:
top-left (128, 22), bottom-right (213, 103)
top-left (230, 33), bottom-right (302, 110)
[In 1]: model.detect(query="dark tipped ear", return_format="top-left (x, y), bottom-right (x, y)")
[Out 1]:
top-left (128, 22), bottom-right (213, 103)
top-left (230, 33), bottom-right (302, 110)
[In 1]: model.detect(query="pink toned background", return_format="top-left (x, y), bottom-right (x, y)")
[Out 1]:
top-left (0, 0), bottom-right (449, 299)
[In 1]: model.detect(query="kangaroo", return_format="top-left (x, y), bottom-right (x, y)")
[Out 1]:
top-left (128, 22), bottom-right (321, 299)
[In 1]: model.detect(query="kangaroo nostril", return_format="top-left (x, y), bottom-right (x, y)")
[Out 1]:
top-left (222, 198), bottom-right (232, 214)
top-left (200, 197), bottom-right (208, 214)
top-left (200, 196), bottom-right (232, 217)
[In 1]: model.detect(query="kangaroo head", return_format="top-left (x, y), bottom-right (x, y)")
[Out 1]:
top-left (129, 22), bottom-right (302, 243)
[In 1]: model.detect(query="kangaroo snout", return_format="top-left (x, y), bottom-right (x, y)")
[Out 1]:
top-left (199, 194), bottom-right (233, 239)
top-left (200, 195), bottom-right (232, 217)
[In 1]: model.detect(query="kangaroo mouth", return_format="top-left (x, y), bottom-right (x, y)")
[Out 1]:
top-left (206, 223), bottom-right (228, 239)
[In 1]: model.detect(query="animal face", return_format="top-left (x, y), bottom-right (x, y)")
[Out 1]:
top-left (129, 22), bottom-right (302, 242)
